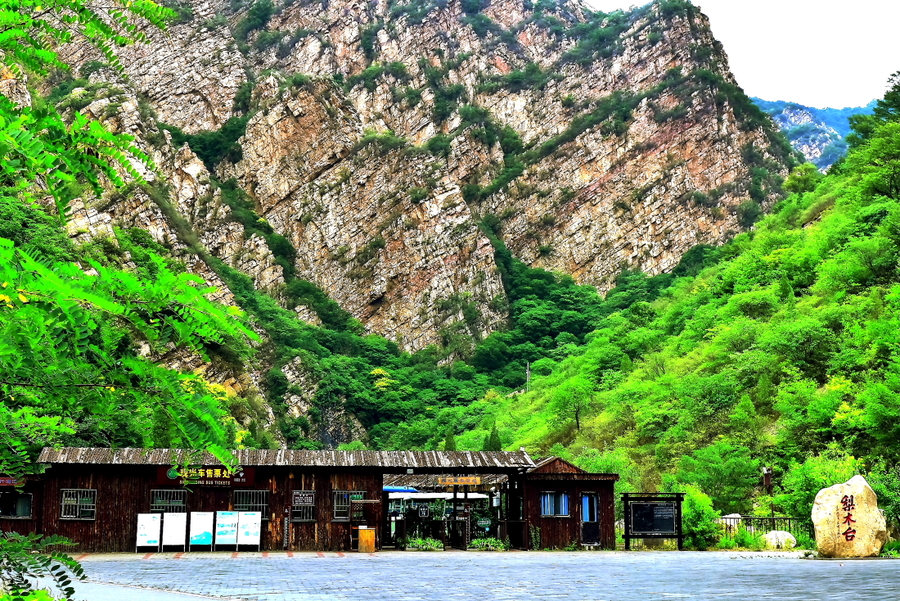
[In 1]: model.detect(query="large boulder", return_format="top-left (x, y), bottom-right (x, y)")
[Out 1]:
top-left (812, 475), bottom-right (887, 558)
top-left (763, 530), bottom-right (796, 550)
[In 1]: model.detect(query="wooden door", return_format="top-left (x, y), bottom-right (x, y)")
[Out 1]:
top-left (581, 493), bottom-right (600, 545)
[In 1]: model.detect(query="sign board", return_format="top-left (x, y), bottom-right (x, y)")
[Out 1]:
top-left (237, 512), bottom-right (262, 547)
top-left (418, 505), bottom-right (430, 518)
top-left (0, 477), bottom-right (22, 487)
top-left (189, 512), bottom-right (214, 546)
top-left (162, 512), bottom-right (187, 548)
top-left (630, 502), bottom-right (676, 535)
top-left (437, 476), bottom-right (482, 486)
top-left (157, 466), bottom-right (254, 487)
top-left (292, 491), bottom-right (314, 506)
top-left (621, 493), bottom-right (685, 551)
top-left (477, 518), bottom-right (491, 528)
top-left (215, 511), bottom-right (239, 546)
top-left (136, 513), bottom-right (161, 549)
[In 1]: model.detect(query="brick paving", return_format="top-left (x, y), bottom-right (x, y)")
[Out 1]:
top-left (74, 550), bottom-right (900, 601)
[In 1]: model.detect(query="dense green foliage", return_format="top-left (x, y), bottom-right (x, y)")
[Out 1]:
top-left (160, 117), bottom-right (251, 173)
top-left (0, 532), bottom-right (84, 600)
top-left (407, 75), bottom-right (900, 532)
top-left (9, 0), bottom-right (899, 552)
top-left (0, 0), bottom-right (264, 478)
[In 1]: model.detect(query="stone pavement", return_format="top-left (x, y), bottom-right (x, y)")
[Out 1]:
top-left (69, 550), bottom-right (900, 601)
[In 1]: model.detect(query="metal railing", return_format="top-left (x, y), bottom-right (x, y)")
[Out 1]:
top-left (717, 515), bottom-right (811, 539)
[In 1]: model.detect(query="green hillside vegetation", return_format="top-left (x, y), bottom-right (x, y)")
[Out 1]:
top-left (424, 74), bottom-right (900, 529)
top-left (6, 0), bottom-right (900, 549)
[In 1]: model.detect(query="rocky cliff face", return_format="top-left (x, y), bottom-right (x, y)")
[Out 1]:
top-left (753, 97), bottom-right (874, 172)
top-left (42, 0), bottom-right (796, 445)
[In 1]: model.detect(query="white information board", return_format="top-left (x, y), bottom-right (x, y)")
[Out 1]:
top-left (189, 511), bottom-right (214, 547)
top-left (136, 513), bottom-right (161, 550)
top-left (237, 512), bottom-right (262, 549)
top-left (215, 511), bottom-right (239, 547)
top-left (162, 512), bottom-right (188, 549)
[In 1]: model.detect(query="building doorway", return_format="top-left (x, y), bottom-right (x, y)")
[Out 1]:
top-left (581, 493), bottom-right (600, 545)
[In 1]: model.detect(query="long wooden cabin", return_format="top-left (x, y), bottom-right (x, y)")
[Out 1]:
top-left (0, 448), bottom-right (618, 552)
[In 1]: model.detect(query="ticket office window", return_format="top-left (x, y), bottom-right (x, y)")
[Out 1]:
top-left (333, 491), bottom-right (365, 521)
top-left (61, 489), bottom-right (97, 520)
top-left (150, 489), bottom-right (187, 513)
top-left (234, 490), bottom-right (269, 520)
top-left (0, 490), bottom-right (32, 518)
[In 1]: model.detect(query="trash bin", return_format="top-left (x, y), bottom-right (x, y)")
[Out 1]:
top-left (358, 527), bottom-right (376, 553)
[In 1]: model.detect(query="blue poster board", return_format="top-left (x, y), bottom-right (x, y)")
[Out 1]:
top-left (215, 511), bottom-right (239, 549)
top-left (136, 513), bottom-right (161, 551)
top-left (189, 512), bottom-right (214, 548)
top-left (237, 512), bottom-right (262, 550)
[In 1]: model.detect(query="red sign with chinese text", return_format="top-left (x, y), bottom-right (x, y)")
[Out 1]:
top-left (155, 466), bottom-right (255, 487)
top-left (0, 477), bottom-right (22, 486)
top-left (840, 494), bottom-right (857, 541)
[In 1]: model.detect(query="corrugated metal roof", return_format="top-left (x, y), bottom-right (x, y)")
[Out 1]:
top-left (37, 447), bottom-right (536, 470)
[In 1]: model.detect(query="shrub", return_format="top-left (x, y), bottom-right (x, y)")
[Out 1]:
top-left (234, 0), bottom-right (274, 41)
top-left (406, 537), bottom-right (443, 550)
top-left (78, 60), bottom-right (108, 79)
top-left (253, 29), bottom-right (284, 51)
top-left (468, 537), bottom-right (508, 551)
top-left (426, 134), bottom-right (452, 157)
top-left (160, 115), bottom-right (250, 172)
top-left (680, 485), bottom-right (721, 550)
top-left (409, 187), bottom-right (429, 203)
top-left (355, 130), bottom-right (407, 154)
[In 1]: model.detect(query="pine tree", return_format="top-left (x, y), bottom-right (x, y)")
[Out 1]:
top-left (444, 431), bottom-right (458, 451)
top-left (483, 425), bottom-right (502, 451)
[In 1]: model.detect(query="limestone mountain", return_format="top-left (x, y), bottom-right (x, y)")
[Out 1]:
top-left (31, 0), bottom-right (797, 445)
top-left (753, 97), bottom-right (874, 171)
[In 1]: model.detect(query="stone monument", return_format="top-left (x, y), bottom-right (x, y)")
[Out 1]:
top-left (812, 475), bottom-right (887, 558)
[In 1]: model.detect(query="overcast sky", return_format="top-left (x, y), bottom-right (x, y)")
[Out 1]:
top-left (581, 0), bottom-right (898, 109)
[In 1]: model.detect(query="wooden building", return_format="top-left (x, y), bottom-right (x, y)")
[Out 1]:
top-left (0, 448), bottom-right (534, 552)
top-left (0, 448), bottom-right (618, 552)
top-left (501, 457), bottom-right (618, 550)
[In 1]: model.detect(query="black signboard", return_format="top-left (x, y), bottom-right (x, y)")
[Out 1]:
top-left (630, 502), bottom-right (676, 535)
top-left (418, 505), bottom-right (430, 518)
top-left (622, 493), bottom-right (685, 551)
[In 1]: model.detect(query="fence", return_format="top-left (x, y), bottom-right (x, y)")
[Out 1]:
top-left (717, 516), bottom-right (812, 540)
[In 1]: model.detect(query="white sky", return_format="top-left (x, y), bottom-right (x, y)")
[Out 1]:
top-left (581, 0), bottom-right (898, 109)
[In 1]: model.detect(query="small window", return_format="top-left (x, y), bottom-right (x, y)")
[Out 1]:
top-left (291, 490), bottom-right (315, 522)
top-left (333, 491), bottom-right (365, 521)
top-left (61, 489), bottom-right (97, 520)
top-left (0, 491), bottom-right (32, 518)
top-left (234, 490), bottom-right (269, 520)
top-left (150, 489), bottom-right (187, 513)
top-left (540, 492), bottom-right (569, 517)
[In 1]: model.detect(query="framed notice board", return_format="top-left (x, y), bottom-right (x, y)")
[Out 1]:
top-left (621, 493), bottom-right (685, 550)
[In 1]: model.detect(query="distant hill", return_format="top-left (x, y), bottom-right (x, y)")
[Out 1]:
top-left (753, 98), bottom-right (875, 171)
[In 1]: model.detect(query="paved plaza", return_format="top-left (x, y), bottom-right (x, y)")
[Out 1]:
top-left (64, 550), bottom-right (900, 601)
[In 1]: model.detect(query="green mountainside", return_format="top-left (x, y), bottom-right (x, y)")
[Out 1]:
top-left (753, 97), bottom-right (875, 171)
top-left (3, 0), bottom-right (900, 541)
